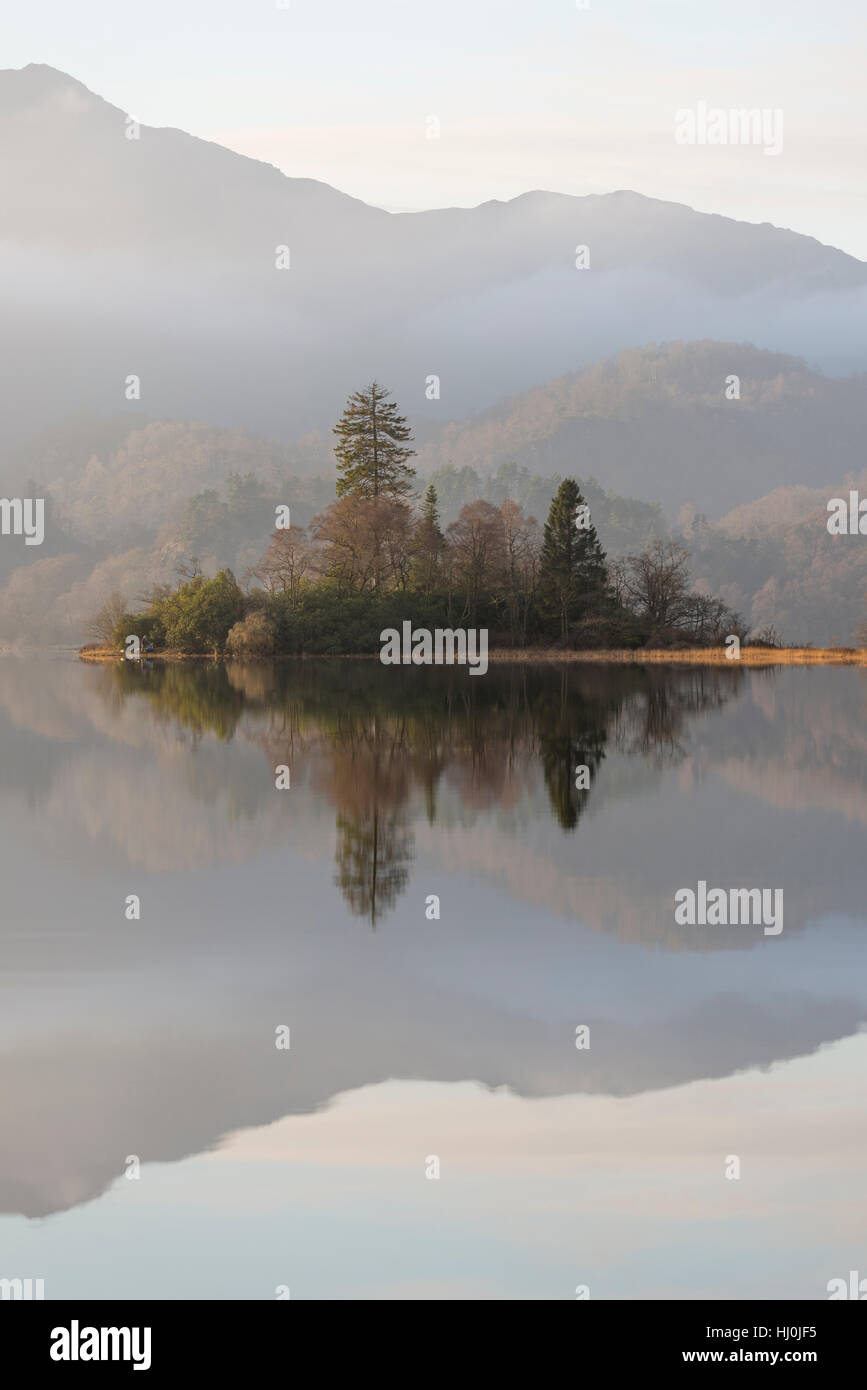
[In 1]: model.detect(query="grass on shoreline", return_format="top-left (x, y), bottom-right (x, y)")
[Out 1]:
top-left (487, 646), bottom-right (867, 666)
top-left (78, 645), bottom-right (867, 667)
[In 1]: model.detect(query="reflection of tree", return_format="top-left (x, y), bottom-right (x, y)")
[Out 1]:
top-left (618, 667), bottom-right (743, 764)
top-left (323, 716), bottom-right (415, 927)
top-left (540, 731), bottom-right (606, 831)
top-left (94, 658), bottom-right (743, 908)
top-left (536, 669), bottom-right (609, 830)
top-left (334, 808), bottom-right (413, 927)
top-left (109, 662), bottom-right (244, 743)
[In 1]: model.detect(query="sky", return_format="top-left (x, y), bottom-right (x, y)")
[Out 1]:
top-left (4, 0), bottom-right (867, 257)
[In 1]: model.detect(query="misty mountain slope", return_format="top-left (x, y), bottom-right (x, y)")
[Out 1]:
top-left (2, 64), bottom-right (867, 443)
top-left (685, 496), bottom-right (867, 646)
top-left (414, 342), bottom-right (867, 517)
top-left (717, 485), bottom-right (833, 539)
top-left (14, 340), bottom-right (861, 533)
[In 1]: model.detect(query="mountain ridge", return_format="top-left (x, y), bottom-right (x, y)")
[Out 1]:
top-left (2, 63), bottom-right (865, 286)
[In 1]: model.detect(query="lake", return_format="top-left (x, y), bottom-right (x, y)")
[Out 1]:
top-left (1, 655), bottom-right (865, 1299)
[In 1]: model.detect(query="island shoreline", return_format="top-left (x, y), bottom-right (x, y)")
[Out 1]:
top-left (77, 646), bottom-right (867, 667)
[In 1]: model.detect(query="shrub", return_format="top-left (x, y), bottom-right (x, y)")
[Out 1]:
top-left (225, 611), bottom-right (278, 658)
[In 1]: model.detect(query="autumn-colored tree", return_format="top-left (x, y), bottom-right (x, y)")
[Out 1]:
top-left (500, 500), bottom-right (541, 644)
top-left (446, 500), bottom-right (507, 622)
top-left (314, 496), bottom-right (414, 595)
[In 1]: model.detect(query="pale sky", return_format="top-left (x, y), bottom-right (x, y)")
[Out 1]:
top-left (5, 0), bottom-right (867, 256)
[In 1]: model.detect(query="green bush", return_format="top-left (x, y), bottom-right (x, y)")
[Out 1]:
top-left (110, 611), bottom-right (166, 650)
top-left (153, 570), bottom-right (244, 653)
top-left (268, 589), bottom-right (458, 655)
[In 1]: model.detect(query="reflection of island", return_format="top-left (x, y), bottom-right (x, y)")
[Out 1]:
top-left (1, 657), bottom-right (866, 1220)
top-left (114, 660), bottom-right (246, 743)
top-left (0, 658), bottom-right (862, 943)
top-left (98, 660), bottom-right (741, 923)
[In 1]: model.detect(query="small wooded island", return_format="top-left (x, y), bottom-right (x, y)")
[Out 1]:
top-left (79, 383), bottom-right (867, 668)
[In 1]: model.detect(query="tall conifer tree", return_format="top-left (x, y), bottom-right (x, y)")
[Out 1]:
top-left (333, 382), bottom-right (416, 500)
top-left (537, 478), bottom-right (607, 638)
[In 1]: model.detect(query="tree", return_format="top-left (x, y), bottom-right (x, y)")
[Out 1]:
top-left (175, 555), bottom-right (203, 580)
top-left (446, 500), bottom-right (507, 622)
top-left (251, 525), bottom-right (313, 605)
top-left (314, 496), bottom-right (413, 595)
top-left (155, 569), bottom-right (244, 654)
top-left (537, 479), bottom-right (607, 638)
top-left (412, 483), bottom-right (446, 589)
top-left (86, 590), bottom-right (128, 646)
top-left (681, 593), bottom-right (746, 643)
top-left (619, 540), bottom-right (691, 632)
top-left (110, 609), bottom-right (166, 650)
top-left (333, 381), bottom-right (416, 501)
top-left (500, 500), bottom-right (541, 644)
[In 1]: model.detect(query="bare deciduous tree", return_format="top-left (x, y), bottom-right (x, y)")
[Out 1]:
top-left (446, 500), bottom-right (507, 622)
top-left (619, 541), bottom-right (692, 632)
top-left (500, 500), bottom-right (541, 643)
top-left (251, 525), bottom-right (313, 605)
top-left (85, 590), bottom-right (128, 645)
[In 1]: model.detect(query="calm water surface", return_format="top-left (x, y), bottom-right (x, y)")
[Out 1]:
top-left (0, 656), bottom-right (865, 1299)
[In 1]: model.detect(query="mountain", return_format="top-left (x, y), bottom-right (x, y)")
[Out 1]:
top-left (3, 64), bottom-right (867, 445)
top-left (413, 341), bottom-right (867, 517)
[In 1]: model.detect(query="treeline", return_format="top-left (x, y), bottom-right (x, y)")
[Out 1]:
top-left (88, 382), bottom-right (747, 658)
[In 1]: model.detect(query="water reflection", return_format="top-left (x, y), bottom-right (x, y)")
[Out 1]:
top-left (0, 656), bottom-right (865, 1235)
top-left (98, 659), bottom-right (746, 923)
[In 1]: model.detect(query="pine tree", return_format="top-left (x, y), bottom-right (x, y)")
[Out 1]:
top-left (333, 381), bottom-right (416, 500)
top-left (537, 479), bottom-right (607, 638)
top-left (412, 482), bottom-right (446, 589)
top-left (421, 481), bottom-right (441, 528)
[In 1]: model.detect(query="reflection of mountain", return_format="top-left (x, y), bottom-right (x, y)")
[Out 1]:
top-left (1, 657), bottom-right (866, 1218)
top-left (1, 911), bottom-right (865, 1220)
